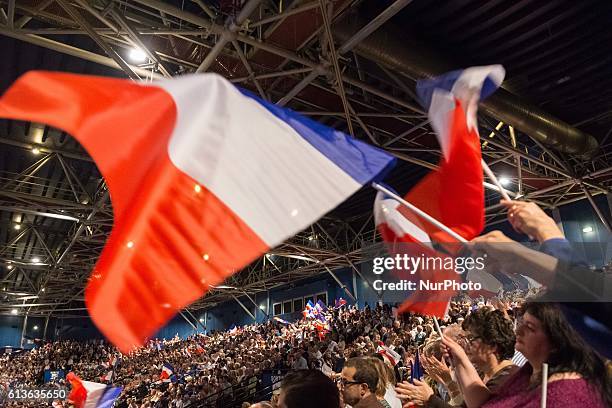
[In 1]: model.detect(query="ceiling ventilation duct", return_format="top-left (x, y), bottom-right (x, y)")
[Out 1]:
top-left (333, 16), bottom-right (599, 158)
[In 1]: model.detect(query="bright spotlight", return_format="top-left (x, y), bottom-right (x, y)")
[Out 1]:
top-left (11, 309), bottom-right (18, 315)
top-left (13, 224), bottom-right (21, 230)
top-left (32, 147), bottom-right (41, 155)
top-left (499, 177), bottom-right (511, 186)
top-left (582, 226), bottom-right (593, 233)
top-left (129, 48), bottom-right (147, 63)
top-left (33, 325), bottom-right (39, 330)
top-left (32, 257), bottom-right (41, 263)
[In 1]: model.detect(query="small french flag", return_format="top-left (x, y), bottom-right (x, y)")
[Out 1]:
top-left (67, 372), bottom-right (121, 408)
top-left (160, 362), bottom-right (175, 381)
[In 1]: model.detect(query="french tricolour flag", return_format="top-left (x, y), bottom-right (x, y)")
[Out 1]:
top-left (160, 362), bottom-right (175, 381)
top-left (376, 341), bottom-right (401, 367)
top-left (375, 66), bottom-right (505, 317)
top-left (0, 72), bottom-right (394, 352)
top-left (67, 372), bottom-right (121, 408)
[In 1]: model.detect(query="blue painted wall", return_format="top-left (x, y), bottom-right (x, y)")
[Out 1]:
top-left (0, 315), bottom-right (24, 347)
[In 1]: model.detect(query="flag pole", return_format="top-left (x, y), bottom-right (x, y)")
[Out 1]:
top-left (433, 317), bottom-right (444, 339)
top-left (481, 159), bottom-right (512, 201)
top-left (371, 182), bottom-right (468, 243)
top-left (541, 363), bottom-right (548, 408)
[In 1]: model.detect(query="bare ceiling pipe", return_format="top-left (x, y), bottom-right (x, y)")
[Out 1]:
top-left (333, 16), bottom-right (599, 158)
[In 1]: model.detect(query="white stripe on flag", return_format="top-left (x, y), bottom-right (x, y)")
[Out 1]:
top-left (378, 198), bottom-right (432, 246)
top-left (158, 74), bottom-right (362, 246)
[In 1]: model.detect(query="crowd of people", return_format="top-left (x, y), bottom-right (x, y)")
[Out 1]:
top-left (0, 201), bottom-right (610, 407)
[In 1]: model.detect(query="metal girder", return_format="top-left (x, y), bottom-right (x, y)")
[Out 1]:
top-left (55, 0), bottom-right (140, 80)
top-left (337, 0), bottom-right (413, 54)
top-left (107, 9), bottom-right (172, 78)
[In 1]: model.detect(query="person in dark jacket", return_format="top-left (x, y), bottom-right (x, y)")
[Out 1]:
top-left (341, 357), bottom-right (384, 408)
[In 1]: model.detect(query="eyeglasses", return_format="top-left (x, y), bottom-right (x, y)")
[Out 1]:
top-left (465, 335), bottom-right (482, 343)
top-left (338, 378), bottom-right (363, 388)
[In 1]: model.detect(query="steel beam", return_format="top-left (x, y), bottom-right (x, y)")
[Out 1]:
top-left (232, 294), bottom-right (256, 321)
top-left (56, 0), bottom-right (140, 80)
top-left (251, 1), bottom-right (319, 28)
top-left (195, 0), bottom-right (263, 73)
top-left (0, 29), bottom-right (164, 79)
top-left (337, 0), bottom-right (412, 54)
top-left (579, 182), bottom-right (612, 232)
top-left (108, 9), bottom-right (172, 78)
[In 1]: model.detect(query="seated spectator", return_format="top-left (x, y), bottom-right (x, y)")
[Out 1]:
top-left (276, 369), bottom-right (340, 408)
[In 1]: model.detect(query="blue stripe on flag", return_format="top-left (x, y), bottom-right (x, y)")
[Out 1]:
top-left (96, 386), bottom-right (122, 408)
top-left (416, 68), bottom-right (502, 111)
top-left (240, 90), bottom-right (396, 185)
top-left (416, 69), bottom-right (463, 110)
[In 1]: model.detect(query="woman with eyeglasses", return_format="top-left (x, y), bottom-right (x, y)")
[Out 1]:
top-left (441, 300), bottom-right (611, 408)
top-left (395, 308), bottom-right (517, 407)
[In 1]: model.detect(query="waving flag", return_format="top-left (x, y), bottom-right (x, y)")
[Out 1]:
top-left (160, 362), bottom-right (175, 382)
top-left (0, 72), bottom-right (394, 353)
top-left (376, 341), bottom-right (401, 367)
top-left (67, 373), bottom-right (121, 408)
top-left (334, 298), bottom-right (347, 308)
top-left (410, 349), bottom-right (423, 383)
top-left (273, 316), bottom-right (290, 325)
top-left (316, 299), bottom-right (328, 311)
top-left (375, 66), bottom-right (504, 318)
top-left (410, 65), bottom-right (505, 241)
top-left (100, 371), bottom-right (113, 383)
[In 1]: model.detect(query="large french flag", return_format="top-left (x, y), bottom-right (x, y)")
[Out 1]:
top-left (67, 373), bottom-right (121, 408)
top-left (375, 66), bottom-right (504, 317)
top-left (0, 72), bottom-right (395, 352)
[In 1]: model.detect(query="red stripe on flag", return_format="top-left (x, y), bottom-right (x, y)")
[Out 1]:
top-left (405, 99), bottom-right (484, 242)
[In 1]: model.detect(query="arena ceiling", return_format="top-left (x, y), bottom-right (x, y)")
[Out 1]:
top-left (0, 0), bottom-right (610, 319)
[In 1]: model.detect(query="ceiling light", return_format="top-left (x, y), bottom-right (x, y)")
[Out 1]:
top-left (41, 288), bottom-right (45, 292)
top-left (7, 265), bottom-right (13, 270)
top-left (11, 309), bottom-right (18, 315)
top-left (129, 48), bottom-right (147, 63)
top-left (33, 325), bottom-right (39, 330)
top-left (499, 177), bottom-right (511, 186)
top-left (31, 257), bottom-right (41, 263)
top-left (582, 226), bottom-right (593, 233)
top-left (14, 224), bottom-right (21, 230)
top-left (32, 147), bottom-right (41, 155)
top-left (199, 318), bottom-right (204, 323)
